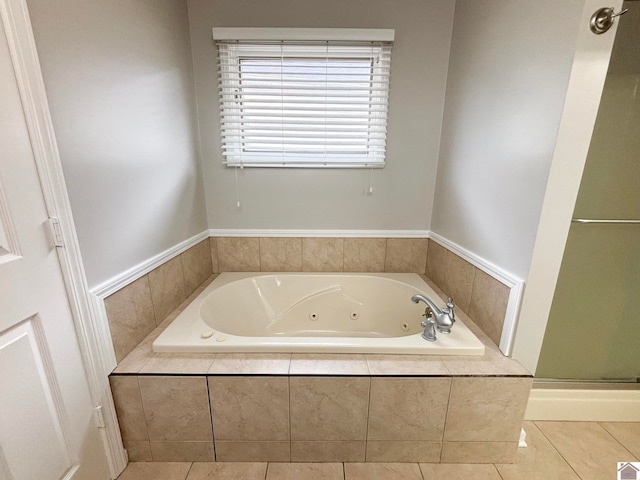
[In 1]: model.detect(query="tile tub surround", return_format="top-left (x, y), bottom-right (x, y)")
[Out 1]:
top-left (111, 302), bottom-right (531, 463)
top-left (111, 372), bottom-right (532, 463)
top-left (211, 237), bottom-right (429, 274)
top-left (210, 236), bottom-right (510, 346)
top-left (106, 235), bottom-right (511, 364)
top-left (104, 239), bottom-right (213, 362)
top-left (426, 239), bottom-right (511, 346)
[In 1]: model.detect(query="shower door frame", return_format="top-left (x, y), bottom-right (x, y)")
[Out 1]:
top-left (512, 0), bottom-right (624, 374)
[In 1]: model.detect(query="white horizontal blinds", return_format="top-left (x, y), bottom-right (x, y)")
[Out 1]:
top-left (216, 40), bottom-right (392, 167)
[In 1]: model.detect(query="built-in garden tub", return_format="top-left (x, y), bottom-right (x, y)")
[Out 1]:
top-left (152, 272), bottom-right (485, 355)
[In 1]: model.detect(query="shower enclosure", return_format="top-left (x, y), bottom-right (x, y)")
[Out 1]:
top-left (536, 1), bottom-right (640, 381)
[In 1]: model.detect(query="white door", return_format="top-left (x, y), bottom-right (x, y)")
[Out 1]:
top-left (0, 13), bottom-right (111, 480)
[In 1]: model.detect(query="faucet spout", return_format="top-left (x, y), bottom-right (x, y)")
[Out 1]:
top-left (411, 294), bottom-right (443, 316)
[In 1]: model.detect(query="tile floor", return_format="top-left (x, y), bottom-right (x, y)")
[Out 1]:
top-left (117, 421), bottom-right (640, 479)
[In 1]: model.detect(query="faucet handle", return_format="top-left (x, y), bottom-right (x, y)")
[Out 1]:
top-left (444, 298), bottom-right (455, 322)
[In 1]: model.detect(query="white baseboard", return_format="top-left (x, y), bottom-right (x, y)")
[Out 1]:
top-left (526, 388), bottom-right (640, 421)
top-left (208, 229), bottom-right (430, 238)
top-left (90, 230), bottom-right (210, 299)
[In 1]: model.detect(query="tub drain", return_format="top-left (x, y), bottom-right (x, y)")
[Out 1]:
top-left (309, 313), bottom-right (319, 321)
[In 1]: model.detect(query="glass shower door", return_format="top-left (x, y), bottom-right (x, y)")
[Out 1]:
top-left (536, 1), bottom-right (640, 381)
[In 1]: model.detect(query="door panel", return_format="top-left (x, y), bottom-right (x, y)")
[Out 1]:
top-left (0, 317), bottom-right (73, 480)
top-left (0, 10), bottom-right (110, 480)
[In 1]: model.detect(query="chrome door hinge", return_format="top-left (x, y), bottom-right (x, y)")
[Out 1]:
top-left (94, 405), bottom-right (106, 428)
top-left (47, 217), bottom-right (64, 248)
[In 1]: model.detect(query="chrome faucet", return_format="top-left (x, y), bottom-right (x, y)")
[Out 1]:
top-left (411, 294), bottom-right (455, 341)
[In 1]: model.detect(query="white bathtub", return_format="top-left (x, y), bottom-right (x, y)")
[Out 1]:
top-left (152, 272), bottom-right (485, 355)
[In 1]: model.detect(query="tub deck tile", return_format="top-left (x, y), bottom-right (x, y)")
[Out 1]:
top-left (366, 354), bottom-right (449, 376)
top-left (209, 353), bottom-right (291, 375)
top-left (140, 353), bottom-right (216, 375)
top-left (289, 354), bottom-right (369, 375)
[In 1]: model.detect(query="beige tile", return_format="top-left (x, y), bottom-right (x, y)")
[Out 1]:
top-left (441, 441), bottom-right (518, 463)
top-left (260, 237), bottom-right (302, 271)
top-left (266, 463), bottom-right (343, 480)
top-left (125, 441), bottom-right (152, 462)
top-left (291, 441), bottom-right (365, 462)
top-left (150, 441), bottom-right (214, 462)
top-left (290, 354), bottom-right (369, 375)
top-left (445, 377), bottom-right (532, 442)
top-left (209, 353), bottom-right (291, 375)
top-left (186, 462), bottom-right (268, 480)
top-left (109, 375), bottom-right (148, 442)
top-left (112, 323), bottom-right (166, 374)
top-left (111, 274), bottom-right (215, 372)
top-left (419, 463), bottom-right (502, 480)
top-left (217, 237), bottom-right (260, 272)
top-left (343, 238), bottom-right (386, 272)
top-left (149, 256), bottom-right (186, 324)
top-left (140, 353), bottom-right (215, 375)
top-left (104, 275), bottom-right (156, 362)
top-left (600, 422), bottom-right (640, 458)
top-left (441, 336), bottom-right (531, 376)
top-left (384, 238), bottom-right (428, 273)
top-left (210, 237), bottom-right (219, 273)
top-left (367, 377), bottom-right (451, 441)
top-left (442, 251), bottom-right (476, 314)
top-left (138, 376), bottom-right (212, 442)
top-left (208, 376), bottom-right (289, 441)
top-left (495, 421), bottom-right (580, 480)
top-left (215, 442), bottom-right (290, 462)
top-left (302, 238), bottom-right (344, 271)
top-left (117, 462), bottom-right (191, 480)
top-left (344, 463), bottom-right (423, 480)
top-left (366, 354), bottom-right (449, 375)
top-left (468, 269), bottom-right (510, 346)
top-left (365, 441), bottom-right (441, 463)
top-left (426, 241), bottom-right (476, 313)
top-left (182, 239), bottom-right (213, 296)
top-left (290, 377), bottom-right (369, 441)
top-left (535, 421), bottom-right (637, 480)
top-left (425, 240), bottom-right (448, 293)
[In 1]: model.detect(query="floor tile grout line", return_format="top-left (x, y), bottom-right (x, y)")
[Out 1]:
top-left (492, 462), bottom-right (506, 480)
top-left (364, 376), bottom-right (372, 461)
top-left (183, 462), bottom-right (194, 480)
top-left (417, 462), bottom-right (426, 480)
top-left (532, 421), bottom-right (586, 480)
top-left (598, 422), bottom-right (640, 461)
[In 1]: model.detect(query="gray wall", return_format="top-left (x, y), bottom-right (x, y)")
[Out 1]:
top-left (27, 0), bottom-right (208, 288)
top-left (188, 0), bottom-right (455, 230)
top-left (431, 0), bottom-right (585, 280)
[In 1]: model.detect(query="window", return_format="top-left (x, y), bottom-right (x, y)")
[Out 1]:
top-left (214, 29), bottom-right (393, 168)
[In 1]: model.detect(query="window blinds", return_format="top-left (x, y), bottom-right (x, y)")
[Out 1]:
top-left (215, 40), bottom-right (392, 168)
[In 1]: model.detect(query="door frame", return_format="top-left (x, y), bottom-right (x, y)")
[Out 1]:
top-left (0, 0), bottom-right (127, 477)
top-left (511, 0), bottom-right (623, 374)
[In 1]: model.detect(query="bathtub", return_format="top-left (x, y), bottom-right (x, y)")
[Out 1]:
top-left (152, 272), bottom-right (485, 355)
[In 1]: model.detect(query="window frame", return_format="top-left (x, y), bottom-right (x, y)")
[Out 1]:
top-left (213, 29), bottom-right (394, 169)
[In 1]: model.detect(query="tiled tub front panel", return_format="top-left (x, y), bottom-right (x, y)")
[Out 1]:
top-left (110, 374), bottom-right (532, 464)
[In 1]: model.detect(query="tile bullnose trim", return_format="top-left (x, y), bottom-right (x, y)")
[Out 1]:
top-left (90, 230), bottom-right (210, 299)
top-left (209, 229), bottom-right (430, 238)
